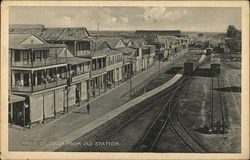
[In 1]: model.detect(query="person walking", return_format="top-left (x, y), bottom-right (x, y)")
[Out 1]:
top-left (86, 102), bottom-right (90, 114)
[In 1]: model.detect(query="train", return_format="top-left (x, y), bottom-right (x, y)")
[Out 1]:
top-left (184, 59), bottom-right (199, 75)
top-left (210, 53), bottom-right (221, 75)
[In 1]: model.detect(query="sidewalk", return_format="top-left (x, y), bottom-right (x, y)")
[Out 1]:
top-left (9, 50), bottom-right (187, 151)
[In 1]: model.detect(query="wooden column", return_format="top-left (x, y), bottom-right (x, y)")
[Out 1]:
top-left (10, 103), bottom-right (13, 126)
top-left (42, 93), bottom-right (45, 123)
top-left (54, 90), bottom-right (56, 119)
top-left (23, 102), bottom-right (26, 130)
top-left (74, 41), bottom-right (77, 56)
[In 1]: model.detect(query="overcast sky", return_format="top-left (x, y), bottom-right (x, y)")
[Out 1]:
top-left (10, 7), bottom-right (241, 32)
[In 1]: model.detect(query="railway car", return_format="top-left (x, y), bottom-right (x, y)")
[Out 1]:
top-left (184, 59), bottom-right (199, 75)
top-left (210, 53), bottom-right (221, 75)
top-left (206, 48), bottom-right (213, 55)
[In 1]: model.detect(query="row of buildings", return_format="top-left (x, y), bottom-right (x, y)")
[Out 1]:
top-left (8, 24), bottom-right (189, 127)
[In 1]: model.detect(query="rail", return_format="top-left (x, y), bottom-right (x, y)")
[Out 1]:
top-left (134, 78), bottom-right (187, 152)
top-left (58, 78), bottom-right (185, 152)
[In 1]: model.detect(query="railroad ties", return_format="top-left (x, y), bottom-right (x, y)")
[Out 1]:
top-left (134, 77), bottom-right (191, 152)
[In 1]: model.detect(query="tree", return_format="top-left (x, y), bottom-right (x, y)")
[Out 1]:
top-left (225, 25), bottom-right (241, 55)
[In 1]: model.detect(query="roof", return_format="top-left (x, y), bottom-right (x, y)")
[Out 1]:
top-left (9, 33), bottom-right (34, 48)
top-left (10, 24), bottom-right (45, 29)
top-left (9, 94), bottom-right (25, 103)
top-left (135, 30), bottom-right (181, 36)
top-left (67, 57), bottom-right (91, 65)
top-left (131, 39), bottom-right (145, 47)
top-left (92, 39), bottom-right (111, 51)
top-left (98, 37), bottom-right (122, 48)
top-left (116, 47), bottom-right (136, 53)
top-left (9, 27), bottom-right (91, 41)
top-left (122, 39), bottom-right (132, 45)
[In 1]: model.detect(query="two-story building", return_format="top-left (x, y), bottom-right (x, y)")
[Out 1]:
top-left (9, 24), bottom-right (92, 57)
top-left (67, 57), bottom-right (91, 106)
top-left (9, 33), bottom-right (73, 125)
top-left (106, 49), bottom-right (123, 89)
top-left (100, 37), bottom-right (136, 81)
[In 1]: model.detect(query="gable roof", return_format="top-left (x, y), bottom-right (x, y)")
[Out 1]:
top-left (9, 33), bottom-right (47, 49)
top-left (9, 26), bottom-right (91, 41)
top-left (131, 38), bottom-right (146, 47)
top-left (122, 39), bottom-right (132, 45)
top-left (9, 33), bottom-right (68, 49)
top-left (97, 37), bottom-right (124, 48)
top-left (92, 39), bottom-right (111, 51)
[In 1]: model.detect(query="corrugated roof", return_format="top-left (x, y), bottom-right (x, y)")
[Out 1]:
top-left (10, 27), bottom-right (90, 41)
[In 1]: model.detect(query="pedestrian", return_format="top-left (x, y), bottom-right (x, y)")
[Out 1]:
top-left (86, 102), bottom-right (90, 114)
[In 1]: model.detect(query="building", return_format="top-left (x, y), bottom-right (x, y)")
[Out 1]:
top-left (9, 33), bottom-right (73, 124)
top-left (67, 57), bottom-right (91, 106)
top-left (8, 94), bottom-right (26, 127)
top-left (135, 30), bottom-right (181, 37)
top-left (9, 25), bottom-right (92, 57)
top-left (106, 49), bottom-right (124, 89)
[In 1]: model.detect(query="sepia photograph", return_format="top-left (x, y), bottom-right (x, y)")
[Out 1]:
top-left (1, 1), bottom-right (249, 160)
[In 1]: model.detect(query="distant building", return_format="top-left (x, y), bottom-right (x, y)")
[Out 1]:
top-left (198, 33), bottom-right (204, 42)
top-left (135, 30), bottom-right (181, 37)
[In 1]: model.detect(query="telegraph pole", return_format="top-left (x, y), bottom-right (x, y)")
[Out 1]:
top-left (129, 58), bottom-right (132, 97)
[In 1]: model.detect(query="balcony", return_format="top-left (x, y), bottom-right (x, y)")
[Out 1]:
top-left (11, 57), bottom-right (67, 68)
top-left (71, 73), bottom-right (90, 83)
top-left (11, 78), bottom-right (67, 93)
top-left (91, 68), bottom-right (106, 77)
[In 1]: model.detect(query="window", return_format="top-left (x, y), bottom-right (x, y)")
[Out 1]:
top-left (23, 51), bottom-right (28, 60)
top-left (36, 51), bottom-right (42, 60)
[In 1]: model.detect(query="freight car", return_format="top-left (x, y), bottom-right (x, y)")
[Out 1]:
top-left (210, 53), bottom-right (221, 75)
top-left (206, 48), bottom-right (213, 55)
top-left (184, 59), bottom-right (199, 75)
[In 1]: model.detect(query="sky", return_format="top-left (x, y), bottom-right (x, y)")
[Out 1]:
top-left (10, 7), bottom-right (241, 32)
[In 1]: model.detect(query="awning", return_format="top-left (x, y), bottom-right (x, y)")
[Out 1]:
top-left (9, 94), bottom-right (25, 103)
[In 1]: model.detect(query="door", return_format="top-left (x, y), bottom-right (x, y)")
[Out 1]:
top-left (76, 83), bottom-right (81, 104)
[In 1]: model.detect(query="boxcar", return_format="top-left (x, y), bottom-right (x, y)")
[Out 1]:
top-left (184, 59), bottom-right (199, 75)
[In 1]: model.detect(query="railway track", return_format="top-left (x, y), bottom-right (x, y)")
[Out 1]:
top-left (169, 116), bottom-right (207, 152)
top-left (134, 78), bottom-right (189, 152)
top-left (211, 73), bottom-right (226, 133)
top-left (60, 77), bottom-right (186, 152)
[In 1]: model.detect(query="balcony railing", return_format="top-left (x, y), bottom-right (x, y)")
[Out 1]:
top-left (71, 73), bottom-right (90, 83)
top-left (91, 68), bottom-right (106, 77)
top-left (11, 78), bottom-right (67, 92)
top-left (11, 57), bottom-right (67, 68)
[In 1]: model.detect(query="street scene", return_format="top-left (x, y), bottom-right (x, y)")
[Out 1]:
top-left (8, 6), bottom-right (242, 153)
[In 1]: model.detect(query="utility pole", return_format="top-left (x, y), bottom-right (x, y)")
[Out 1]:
top-left (211, 74), bottom-right (214, 131)
top-left (129, 58), bottom-right (132, 97)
